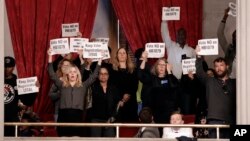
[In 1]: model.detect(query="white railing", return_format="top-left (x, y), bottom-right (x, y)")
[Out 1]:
top-left (4, 122), bottom-right (230, 139)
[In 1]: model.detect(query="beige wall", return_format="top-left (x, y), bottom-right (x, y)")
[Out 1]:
top-left (203, 0), bottom-right (236, 67)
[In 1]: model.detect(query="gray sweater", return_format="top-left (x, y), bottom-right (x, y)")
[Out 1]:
top-left (48, 63), bottom-right (100, 110)
top-left (196, 58), bottom-right (236, 124)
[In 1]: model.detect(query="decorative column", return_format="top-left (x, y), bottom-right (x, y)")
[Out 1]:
top-left (0, 0), bottom-right (4, 138)
top-left (237, 0), bottom-right (250, 124)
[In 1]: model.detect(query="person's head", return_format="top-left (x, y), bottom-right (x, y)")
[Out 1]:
top-left (62, 65), bottom-right (82, 87)
top-left (98, 66), bottom-right (109, 83)
top-left (213, 57), bottom-right (229, 79)
top-left (139, 107), bottom-right (153, 123)
top-left (4, 56), bottom-right (16, 77)
top-left (56, 59), bottom-right (72, 77)
top-left (170, 111), bottom-right (184, 124)
top-left (113, 47), bottom-right (135, 73)
top-left (176, 28), bottom-right (187, 46)
top-left (206, 68), bottom-right (215, 77)
top-left (151, 58), bottom-right (167, 77)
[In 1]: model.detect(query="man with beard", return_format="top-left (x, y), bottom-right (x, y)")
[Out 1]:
top-left (217, 7), bottom-right (236, 79)
top-left (195, 51), bottom-right (236, 138)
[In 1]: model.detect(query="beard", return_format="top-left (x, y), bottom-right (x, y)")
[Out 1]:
top-left (215, 69), bottom-right (228, 78)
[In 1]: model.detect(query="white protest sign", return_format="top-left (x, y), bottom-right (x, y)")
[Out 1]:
top-left (198, 38), bottom-right (218, 55)
top-left (17, 76), bottom-right (39, 95)
top-left (92, 38), bottom-right (109, 44)
top-left (50, 38), bottom-right (70, 55)
top-left (62, 23), bottom-right (79, 37)
top-left (162, 7), bottom-right (180, 21)
top-left (70, 38), bottom-right (89, 52)
top-left (182, 58), bottom-right (196, 75)
top-left (92, 38), bottom-right (110, 60)
top-left (83, 42), bottom-right (103, 59)
top-left (145, 43), bottom-right (165, 58)
top-left (228, 2), bottom-right (236, 17)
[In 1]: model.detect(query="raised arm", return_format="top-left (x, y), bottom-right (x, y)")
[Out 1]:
top-left (138, 51), bottom-right (152, 84)
top-left (161, 20), bottom-right (174, 50)
top-left (84, 58), bottom-right (102, 87)
top-left (217, 8), bottom-right (230, 53)
top-left (47, 48), bottom-right (63, 87)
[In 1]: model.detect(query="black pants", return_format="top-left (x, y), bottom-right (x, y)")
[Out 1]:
top-left (57, 109), bottom-right (83, 137)
top-left (90, 119), bottom-right (115, 137)
top-left (208, 119), bottom-right (230, 138)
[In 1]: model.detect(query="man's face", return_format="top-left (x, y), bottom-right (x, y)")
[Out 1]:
top-left (4, 67), bottom-right (14, 77)
top-left (177, 29), bottom-right (187, 46)
top-left (214, 61), bottom-right (228, 78)
top-left (170, 114), bottom-right (184, 124)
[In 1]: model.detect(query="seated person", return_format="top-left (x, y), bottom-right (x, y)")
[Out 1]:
top-left (162, 111), bottom-right (193, 139)
top-left (134, 107), bottom-right (160, 138)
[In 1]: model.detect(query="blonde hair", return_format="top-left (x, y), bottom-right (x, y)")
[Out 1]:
top-left (61, 65), bottom-right (83, 87)
top-left (112, 47), bottom-right (135, 73)
top-left (56, 59), bottom-right (72, 77)
top-left (150, 58), bottom-right (168, 76)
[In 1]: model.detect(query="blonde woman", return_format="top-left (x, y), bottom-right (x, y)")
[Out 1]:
top-left (110, 47), bottom-right (138, 122)
top-left (47, 48), bottom-right (102, 136)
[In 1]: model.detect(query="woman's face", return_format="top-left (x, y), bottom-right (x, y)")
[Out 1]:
top-left (156, 60), bottom-right (166, 76)
top-left (117, 48), bottom-right (127, 62)
top-left (67, 67), bottom-right (78, 82)
top-left (61, 61), bottom-right (71, 74)
top-left (98, 68), bottom-right (109, 83)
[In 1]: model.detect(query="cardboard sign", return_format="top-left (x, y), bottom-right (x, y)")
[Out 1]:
top-left (182, 58), bottom-right (196, 75)
top-left (70, 38), bottom-right (89, 52)
top-left (83, 42), bottom-right (103, 58)
top-left (50, 38), bottom-right (70, 55)
top-left (62, 23), bottom-right (79, 37)
top-left (145, 43), bottom-right (165, 58)
top-left (17, 77), bottom-right (39, 95)
top-left (198, 38), bottom-right (218, 55)
top-left (162, 7), bottom-right (180, 21)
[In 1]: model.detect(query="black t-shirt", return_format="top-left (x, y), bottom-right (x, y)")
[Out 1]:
top-left (4, 74), bottom-right (19, 122)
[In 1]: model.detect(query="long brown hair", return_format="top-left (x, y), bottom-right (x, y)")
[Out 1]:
top-left (112, 47), bottom-right (135, 73)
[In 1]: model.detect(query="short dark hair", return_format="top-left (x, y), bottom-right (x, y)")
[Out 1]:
top-left (139, 107), bottom-right (153, 123)
top-left (213, 57), bottom-right (228, 65)
top-left (4, 56), bottom-right (16, 68)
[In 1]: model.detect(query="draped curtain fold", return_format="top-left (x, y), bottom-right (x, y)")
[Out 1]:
top-left (111, 0), bottom-right (203, 53)
top-left (5, 0), bottom-right (98, 121)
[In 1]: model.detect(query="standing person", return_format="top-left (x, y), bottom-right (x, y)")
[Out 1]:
top-left (217, 7), bottom-right (236, 79)
top-left (161, 20), bottom-right (196, 80)
top-left (134, 107), bottom-right (160, 138)
top-left (162, 111), bottom-right (193, 139)
top-left (47, 49), bottom-right (102, 136)
top-left (138, 51), bottom-right (179, 124)
top-left (110, 47), bottom-right (138, 122)
top-left (195, 47), bottom-right (236, 138)
top-left (49, 58), bottom-right (72, 121)
top-left (89, 66), bottom-right (119, 137)
top-left (4, 56), bottom-right (39, 136)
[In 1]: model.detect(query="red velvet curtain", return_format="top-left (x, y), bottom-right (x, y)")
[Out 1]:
top-left (112, 0), bottom-right (202, 53)
top-left (5, 0), bottom-right (98, 121)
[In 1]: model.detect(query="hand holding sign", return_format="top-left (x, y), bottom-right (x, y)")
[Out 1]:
top-left (145, 43), bottom-right (165, 58)
top-left (197, 38), bottom-right (218, 55)
top-left (17, 77), bottom-right (39, 95)
top-left (62, 23), bottom-right (79, 37)
top-left (182, 58), bottom-right (196, 75)
top-left (162, 7), bottom-right (180, 21)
